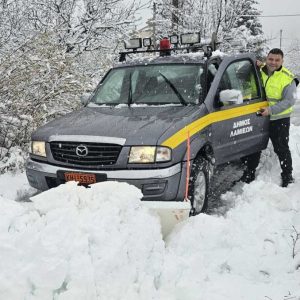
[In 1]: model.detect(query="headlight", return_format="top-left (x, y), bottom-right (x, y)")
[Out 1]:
top-left (31, 141), bottom-right (46, 157)
top-left (128, 146), bottom-right (171, 163)
top-left (156, 146), bottom-right (172, 162)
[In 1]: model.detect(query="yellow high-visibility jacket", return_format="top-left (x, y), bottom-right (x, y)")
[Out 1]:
top-left (261, 66), bottom-right (297, 120)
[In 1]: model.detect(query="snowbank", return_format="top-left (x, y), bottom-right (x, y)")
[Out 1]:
top-left (1, 171), bottom-right (299, 300)
top-left (160, 182), bottom-right (300, 299)
top-left (157, 124), bottom-right (300, 299)
top-left (0, 182), bottom-right (165, 300)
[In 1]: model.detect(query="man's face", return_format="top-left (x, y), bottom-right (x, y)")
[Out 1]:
top-left (266, 53), bottom-right (283, 72)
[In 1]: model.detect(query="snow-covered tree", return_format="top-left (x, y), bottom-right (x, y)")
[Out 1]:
top-left (152, 0), bottom-right (266, 54)
top-left (0, 0), bottom-right (142, 55)
top-left (0, 32), bottom-right (91, 168)
top-left (0, 0), bottom-right (142, 79)
top-left (0, 0), bottom-right (31, 54)
top-left (285, 39), bottom-right (300, 77)
top-left (223, 0), bottom-right (266, 56)
top-left (235, 0), bottom-right (262, 36)
top-left (0, 0), bottom-right (143, 167)
top-left (26, 0), bottom-right (141, 55)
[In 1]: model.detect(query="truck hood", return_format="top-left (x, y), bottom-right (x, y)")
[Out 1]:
top-left (32, 105), bottom-right (200, 145)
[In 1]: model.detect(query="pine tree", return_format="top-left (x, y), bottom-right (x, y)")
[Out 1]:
top-left (235, 0), bottom-right (263, 36)
top-left (224, 0), bottom-right (266, 56)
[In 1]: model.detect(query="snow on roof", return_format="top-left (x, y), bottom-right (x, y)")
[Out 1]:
top-left (116, 50), bottom-right (207, 67)
top-left (212, 49), bottom-right (226, 58)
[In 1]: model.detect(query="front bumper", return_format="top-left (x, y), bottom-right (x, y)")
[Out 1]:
top-left (26, 158), bottom-right (187, 201)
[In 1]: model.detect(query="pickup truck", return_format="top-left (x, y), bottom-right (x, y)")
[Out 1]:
top-left (26, 34), bottom-right (269, 214)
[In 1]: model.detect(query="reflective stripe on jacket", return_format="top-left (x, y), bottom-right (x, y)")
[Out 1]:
top-left (261, 66), bottom-right (295, 120)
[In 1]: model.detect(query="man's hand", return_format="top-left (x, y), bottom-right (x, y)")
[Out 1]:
top-left (256, 60), bottom-right (264, 68)
top-left (260, 107), bottom-right (270, 116)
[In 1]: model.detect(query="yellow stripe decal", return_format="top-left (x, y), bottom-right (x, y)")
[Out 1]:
top-left (162, 101), bottom-right (268, 149)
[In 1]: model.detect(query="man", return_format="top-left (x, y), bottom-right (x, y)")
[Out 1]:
top-left (241, 48), bottom-right (298, 187)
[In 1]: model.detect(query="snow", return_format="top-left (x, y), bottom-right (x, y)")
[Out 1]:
top-left (1, 128), bottom-right (300, 299)
top-left (88, 103), bottom-right (182, 108)
top-left (0, 181), bottom-right (165, 300)
top-left (212, 49), bottom-right (226, 58)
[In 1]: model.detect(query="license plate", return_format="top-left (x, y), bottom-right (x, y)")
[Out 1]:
top-left (64, 172), bottom-right (97, 184)
top-left (57, 171), bottom-right (107, 185)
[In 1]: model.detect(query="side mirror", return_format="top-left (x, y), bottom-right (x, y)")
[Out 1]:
top-left (80, 93), bottom-right (91, 106)
top-left (219, 89), bottom-right (243, 106)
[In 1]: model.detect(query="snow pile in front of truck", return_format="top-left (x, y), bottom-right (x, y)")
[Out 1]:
top-left (0, 181), bottom-right (165, 300)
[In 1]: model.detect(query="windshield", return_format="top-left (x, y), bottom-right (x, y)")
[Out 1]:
top-left (90, 64), bottom-right (204, 106)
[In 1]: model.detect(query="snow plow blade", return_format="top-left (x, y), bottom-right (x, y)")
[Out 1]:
top-left (142, 201), bottom-right (191, 239)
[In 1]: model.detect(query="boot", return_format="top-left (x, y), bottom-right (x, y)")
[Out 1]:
top-left (281, 174), bottom-right (294, 187)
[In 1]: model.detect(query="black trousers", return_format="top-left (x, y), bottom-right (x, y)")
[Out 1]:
top-left (245, 117), bottom-right (293, 177)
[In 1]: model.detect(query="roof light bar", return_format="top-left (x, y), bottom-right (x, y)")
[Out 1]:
top-left (119, 31), bottom-right (217, 62)
top-left (180, 33), bottom-right (200, 45)
top-left (159, 37), bottom-right (171, 56)
top-left (143, 38), bottom-right (152, 47)
top-left (170, 34), bottom-right (179, 45)
top-left (124, 38), bottom-right (142, 50)
top-left (160, 37), bottom-right (171, 50)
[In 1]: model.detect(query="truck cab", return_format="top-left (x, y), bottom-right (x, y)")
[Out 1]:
top-left (26, 34), bottom-right (269, 214)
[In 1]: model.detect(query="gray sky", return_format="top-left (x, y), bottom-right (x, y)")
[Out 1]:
top-left (257, 0), bottom-right (300, 49)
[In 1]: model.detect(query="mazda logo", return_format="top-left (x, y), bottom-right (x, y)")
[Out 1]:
top-left (75, 145), bottom-right (88, 157)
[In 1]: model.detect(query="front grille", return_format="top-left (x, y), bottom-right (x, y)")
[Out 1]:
top-left (50, 141), bottom-right (122, 166)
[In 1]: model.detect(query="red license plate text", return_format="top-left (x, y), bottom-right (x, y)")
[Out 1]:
top-left (64, 172), bottom-right (96, 184)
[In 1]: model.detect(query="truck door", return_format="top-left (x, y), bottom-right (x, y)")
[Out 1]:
top-left (208, 58), bottom-right (269, 164)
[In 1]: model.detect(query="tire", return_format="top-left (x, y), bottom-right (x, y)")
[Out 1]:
top-left (189, 157), bottom-right (210, 215)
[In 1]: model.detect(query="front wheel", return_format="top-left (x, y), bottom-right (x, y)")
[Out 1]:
top-left (189, 157), bottom-right (210, 215)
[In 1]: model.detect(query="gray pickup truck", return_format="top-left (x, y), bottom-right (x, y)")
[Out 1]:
top-left (26, 35), bottom-right (269, 214)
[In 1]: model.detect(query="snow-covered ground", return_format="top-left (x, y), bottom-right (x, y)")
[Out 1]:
top-left (1, 92), bottom-right (300, 299)
top-left (1, 127), bottom-right (300, 300)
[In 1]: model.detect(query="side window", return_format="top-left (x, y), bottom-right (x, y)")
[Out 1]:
top-left (217, 60), bottom-right (260, 107)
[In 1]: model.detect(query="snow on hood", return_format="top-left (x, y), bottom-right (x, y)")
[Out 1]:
top-left (32, 105), bottom-right (198, 146)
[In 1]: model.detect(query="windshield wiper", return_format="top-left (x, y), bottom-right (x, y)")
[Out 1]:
top-left (128, 72), bottom-right (132, 106)
top-left (158, 72), bottom-right (187, 106)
